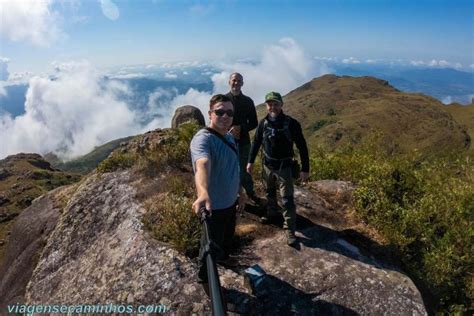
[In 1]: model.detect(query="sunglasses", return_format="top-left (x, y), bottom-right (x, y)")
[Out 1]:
top-left (212, 109), bottom-right (234, 117)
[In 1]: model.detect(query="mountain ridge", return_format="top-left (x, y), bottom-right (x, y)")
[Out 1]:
top-left (255, 74), bottom-right (471, 156)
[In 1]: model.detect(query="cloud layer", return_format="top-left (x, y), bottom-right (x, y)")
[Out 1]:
top-left (0, 0), bottom-right (63, 46)
top-left (99, 0), bottom-right (120, 20)
top-left (211, 38), bottom-right (330, 104)
top-left (0, 38), bottom-right (328, 160)
top-left (0, 61), bottom-right (142, 160)
top-left (154, 37), bottom-right (330, 129)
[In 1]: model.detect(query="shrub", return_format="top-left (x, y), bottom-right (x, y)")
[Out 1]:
top-left (97, 153), bottom-right (137, 173)
top-left (143, 175), bottom-right (201, 257)
top-left (310, 135), bottom-right (473, 311)
top-left (139, 123), bottom-right (203, 255)
top-left (137, 122), bottom-right (200, 176)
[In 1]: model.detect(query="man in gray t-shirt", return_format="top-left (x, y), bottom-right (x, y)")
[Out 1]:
top-left (190, 94), bottom-right (245, 289)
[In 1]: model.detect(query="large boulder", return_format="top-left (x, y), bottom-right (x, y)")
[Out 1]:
top-left (171, 105), bottom-right (205, 128)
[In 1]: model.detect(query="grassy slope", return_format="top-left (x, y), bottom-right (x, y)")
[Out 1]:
top-left (48, 136), bottom-right (135, 174)
top-left (444, 101), bottom-right (474, 154)
top-left (0, 154), bottom-right (81, 259)
top-left (256, 75), bottom-right (470, 156)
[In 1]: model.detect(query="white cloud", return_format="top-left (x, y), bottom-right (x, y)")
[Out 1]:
top-left (429, 59), bottom-right (446, 67)
top-left (146, 87), bottom-right (178, 117)
top-left (160, 61), bottom-right (202, 69)
top-left (6, 71), bottom-right (35, 85)
top-left (0, 58), bottom-right (34, 97)
top-left (442, 96), bottom-right (453, 104)
top-left (314, 56), bottom-right (338, 62)
top-left (189, 4), bottom-right (214, 16)
top-left (108, 72), bottom-right (146, 79)
top-left (410, 60), bottom-right (425, 66)
top-left (99, 0), bottom-right (120, 20)
top-left (143, 88), bottom-right (212, 130)
top-left (164, 72), bottom-right (178, 79)
top-left (0, 57), bottom-right (10, 81)
top-left (145, 37), bottom-right (329, 129)
top-left (427, 59), bottom-right (462, 69)
top-left (0, 38), bottom-right (330, 159)
top-left (0, 0), bottom-right (64, 46)
top-left (365, 59), bottom-right (377, 64)
top-left (342, 57), bottom-right (361, 64)
top-left (209, 38), bottom-right (329, 104)
top-left (0, 61), bottom-right (142, 160)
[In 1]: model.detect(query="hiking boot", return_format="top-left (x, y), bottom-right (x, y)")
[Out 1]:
top-left (217, 255), bottom-right (239, 268)
top-left (286, 230), bottom-right (297, 246)
top-left (248, 193), bottom-right (262, 206)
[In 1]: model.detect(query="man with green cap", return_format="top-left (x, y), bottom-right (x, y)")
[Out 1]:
top-left (246, 91), bottom-right (309, 246)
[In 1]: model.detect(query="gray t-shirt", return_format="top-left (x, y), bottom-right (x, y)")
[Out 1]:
top-left (190, 129), bottom-right (240, 210)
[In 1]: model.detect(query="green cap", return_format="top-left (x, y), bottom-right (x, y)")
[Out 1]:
top-left (265, 91), bottom-right (283, 103)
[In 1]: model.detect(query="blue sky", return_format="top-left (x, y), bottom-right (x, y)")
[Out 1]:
top-left (1, 0), bottom-right (473, 74)
top-left (0, 0), bottom-right (473, 160)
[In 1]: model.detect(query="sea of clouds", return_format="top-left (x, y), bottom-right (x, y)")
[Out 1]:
top-left (1, 0), bottom-right (472, 161)
top-left (0, 38), bottom-right (328, 160)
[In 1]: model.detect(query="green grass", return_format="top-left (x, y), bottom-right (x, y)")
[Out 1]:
top-left (309, 134), bottom-right (473, 312)
top-left (142, 174), bottom-right (201, 257)
top-left (0, 156), bottom-right (81, 261)
top-left (138, 123), bottom-right (202, 256)
top-left (96, 152), bottom-right (138, 173)
top-left (53, 136), bottom-right (135, 174)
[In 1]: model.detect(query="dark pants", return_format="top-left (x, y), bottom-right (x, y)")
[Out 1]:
top-left (263, 165), bottom-right (296, 232)
top-left (197, 203), bottom-right (237, 283)
top-left (239, 143), bottom-right (255, 196)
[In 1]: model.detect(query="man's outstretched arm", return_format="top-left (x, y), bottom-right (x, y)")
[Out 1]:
top-left (192, 157), bottom-right (212, 214)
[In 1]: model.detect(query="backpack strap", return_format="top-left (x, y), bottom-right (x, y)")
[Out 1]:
top-left (263, 116), bottom-right (292, 142)
top-left (204, 127), bottom-right (238, 156)
top-left (262, 116), bottom-right (294, 162)
top-left (282, 116), bottom-right (292, 142)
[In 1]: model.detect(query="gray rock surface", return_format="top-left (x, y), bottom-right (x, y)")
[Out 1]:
top-left (1, 167), bottom-right (427, 315)
top-left (24, 171), bottom-right (236, 314)
top-left (0, 188), bottom-right (63, 307)
top-left (171, 105), bottom-right (205, 129)
top-left (238, 227), bottom-right (426, 315)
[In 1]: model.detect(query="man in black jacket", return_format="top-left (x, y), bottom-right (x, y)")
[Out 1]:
top-left (226, 73), bottom-right (261, 204)
top-left (246, 91), bottom-right (309, 245)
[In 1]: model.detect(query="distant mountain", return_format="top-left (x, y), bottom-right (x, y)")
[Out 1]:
top-left (0, 153), bottom-right (81, 259)
top-left (256, 75), bottom-right (470, 156)
top-left (45, 135), bottom-right (136, 174)
top-left (444, 101), bottom-right (474, 154)
top-left (332, 65), bottom-right (474, 104)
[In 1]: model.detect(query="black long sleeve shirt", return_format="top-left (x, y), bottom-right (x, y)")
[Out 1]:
top-left (248, 112), bottom-right (310, 172)
top-left (226, 92), bottom-right (258, 146)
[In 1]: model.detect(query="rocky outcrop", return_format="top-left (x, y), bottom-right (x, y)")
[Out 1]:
top-left (0, 187), bottom-right (65, 307)
top-left (171, 105), bottom-right (205, 128)
top-left (238, 227), bottom-right (425, 314)
top-left (24, 171), bottom-right (223, 314)
top-left (0, 169), bottom-right (426, 314)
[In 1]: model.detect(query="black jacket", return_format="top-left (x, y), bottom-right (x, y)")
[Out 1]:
top-left (226, 92), bottom-right (258, 146)
top-left (248, 112), bottom-right (309, 172)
